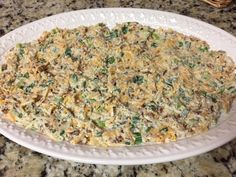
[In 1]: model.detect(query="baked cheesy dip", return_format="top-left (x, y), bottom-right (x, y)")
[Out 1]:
top-left (0, 22), bottom-right (235, 146)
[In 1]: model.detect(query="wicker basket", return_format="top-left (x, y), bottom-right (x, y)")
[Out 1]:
top-left (202, 0), bottom-right (232, 8)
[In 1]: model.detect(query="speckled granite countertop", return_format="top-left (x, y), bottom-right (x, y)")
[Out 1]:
top-left (0, 0), bottom-right (236, 177)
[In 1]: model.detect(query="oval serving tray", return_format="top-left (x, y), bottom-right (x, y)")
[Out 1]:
top-left (0, 8), bottom-right (236, 165)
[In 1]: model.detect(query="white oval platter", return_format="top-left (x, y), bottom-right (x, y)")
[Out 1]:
top-left (0, 8), bottom-right (236, 165)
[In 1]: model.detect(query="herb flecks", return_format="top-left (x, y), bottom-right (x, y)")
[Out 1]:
top-left (160, 127), bottom-right (168, 133)
top-left (93, 119), bottom-right (106, 129)
top-left (122, 26), bottom-right (129, 34)
top-left (65, 47), bottom-right (72, 57)
top-left (133, 132), bottom-right (142, 145)
top-left (199, 46), bottom-right (209, 52)
top-left (132, 75), bottom-right (144, 85)
top-left (71, 73), bottom-right (78, 83)
top-left (16, 43), bottom-right (25, 58)
top-left (106, 56), bottom-right (115, 65)
top-left (108, 30), bottom-right (119, 39)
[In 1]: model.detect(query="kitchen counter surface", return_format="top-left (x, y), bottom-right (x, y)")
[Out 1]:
top-left (0, 0), bottom-right (236, 176)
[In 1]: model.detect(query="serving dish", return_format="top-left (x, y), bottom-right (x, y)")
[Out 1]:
top-left (0, 8), bottom-right (236, 165)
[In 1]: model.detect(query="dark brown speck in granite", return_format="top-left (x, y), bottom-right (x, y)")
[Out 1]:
top-left (0, 29), bottom-right (5, 36)
top-left (0, 0), bottom-right (236, 177)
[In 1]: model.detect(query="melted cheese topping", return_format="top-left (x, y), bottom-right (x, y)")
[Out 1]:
top-left (0, 22), bottom-right (236, 146)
